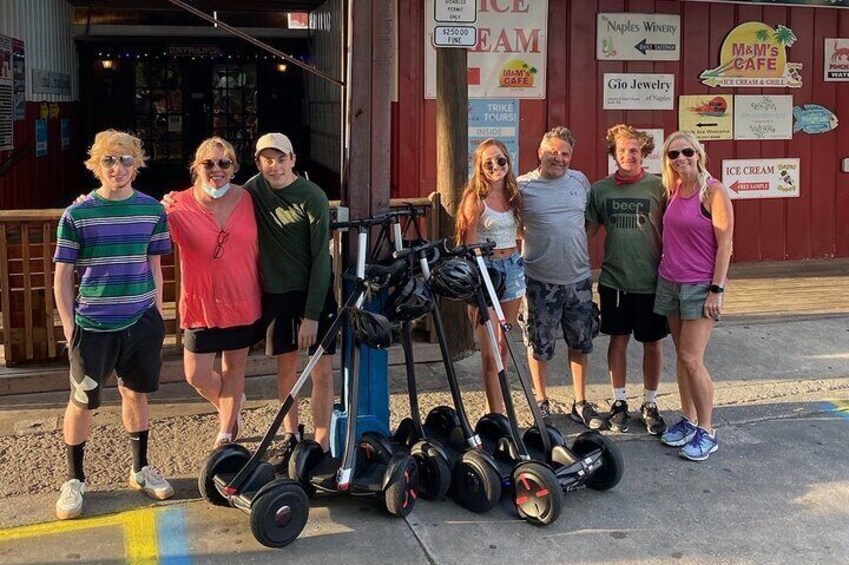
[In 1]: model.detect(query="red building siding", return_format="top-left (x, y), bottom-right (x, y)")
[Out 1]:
top-left (393, 1), bottom-right (849, 262)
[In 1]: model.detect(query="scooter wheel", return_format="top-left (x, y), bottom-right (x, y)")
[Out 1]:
top-left (383, 454), bottom-right (419, 517)
top-left (198, 444), bottom-right (251, 506)
top-left (453, 451), bottom-right (501, 513)
top-left (250, 481), bottom-right (310, 548)
top-left (512, 461), bottom-right (562, 526)
top-left (411, 442), bottom-right (452, 500)
top-left (572, 431), bottom-right (624, 491)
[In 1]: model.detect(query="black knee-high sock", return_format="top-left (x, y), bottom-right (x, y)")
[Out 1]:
top-left (66, 442), bottom-right (86, 482)
top-left (128, 430), bottom-right (149, 473)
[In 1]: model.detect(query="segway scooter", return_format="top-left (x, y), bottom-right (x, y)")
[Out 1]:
top-left (469, 248), bottom-right (624, 512)
top-left (197, 258), bottom-right (409, 548)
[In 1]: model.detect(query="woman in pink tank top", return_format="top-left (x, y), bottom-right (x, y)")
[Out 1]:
top-left (653, 131), bottom-right (734, 462)
top-left (166, 137), bottom-right (262, 448)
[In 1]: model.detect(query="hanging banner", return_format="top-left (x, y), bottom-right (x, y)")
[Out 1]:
top-left (35, 119), bottom-right (47, 157)
top-left (824, 38), bottom-right (849, 81)
top-left (678, 95), bottom-right (734, 140)
top-left (734, 95), bottom-right (794, 140)
top-left (0, 35), bottom-right (13, 151)
top-left (424, 0), bottom-right (548, 99)
top-left (603, 73), bottom-right (675, 110)
top-left (607, 128), bottom-right (665, 175)
top-left (722, 158), bottom-right (800, 200)
top-left (597, 13), bottom-right (681, 61)
top-left (12, 38), bottom-right (24, 121)
top-left (700, 22), bottom-right (802, 88)
top-left (468, 98), bottom-right (519, 174)
top-left (793, 104), bottom-right (838, 134)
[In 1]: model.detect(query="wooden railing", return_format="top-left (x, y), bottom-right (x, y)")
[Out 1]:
top-left (0, 196), bottom-right (439, 366)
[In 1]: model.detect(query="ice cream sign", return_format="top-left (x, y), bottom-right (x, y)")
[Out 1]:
top-left (701, 22), bottom-right (802, 88)
top-left (722, 158), bottom-right (800, 200)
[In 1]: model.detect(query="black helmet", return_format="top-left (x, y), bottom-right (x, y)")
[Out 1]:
top-left (466, 266), bottom-right (506, 307)
top-left (428, 258), bottom-right (479, 301)
top-left (384, 276), bottom-right (434, 322)
top-left (350, 308), bottom-right (393, 349)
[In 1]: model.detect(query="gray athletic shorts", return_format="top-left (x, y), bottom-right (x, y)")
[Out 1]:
top-left (654, 276), bottom-right (711, 321)
top-left (520, 276), bottom-right (599, 361)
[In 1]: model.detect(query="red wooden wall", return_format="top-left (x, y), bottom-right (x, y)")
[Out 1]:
top-left (393, 0), bottom-right (849, 262)
top-left (0, 102), bottom-right (82, 211)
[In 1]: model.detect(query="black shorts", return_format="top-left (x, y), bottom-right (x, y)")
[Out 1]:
top-left (599, 284), bottom-right (669, 343)
top-left (68, 307), bottom-right (165, 410)
top-left (262, 288), bottom-right (338, 356)
top-left (183, 319), bottom-right (263, 354)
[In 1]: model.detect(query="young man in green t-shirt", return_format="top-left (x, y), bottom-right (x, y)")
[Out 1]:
top-left (586, 125), bottom-right (669, 435)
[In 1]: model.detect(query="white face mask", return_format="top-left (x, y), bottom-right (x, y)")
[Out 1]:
top-left (201, 182), bottom-right (231, 199)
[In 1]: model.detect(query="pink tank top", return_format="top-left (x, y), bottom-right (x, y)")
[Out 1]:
top-left (166, 189), bottom-right (262, 329)
top-left (658, 182), bottom-right (718, 284)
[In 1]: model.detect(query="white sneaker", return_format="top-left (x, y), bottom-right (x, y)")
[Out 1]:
top-left (56, 479), bottom-right (86, 520)
top-left (129, 466), bottom-right (174, 500)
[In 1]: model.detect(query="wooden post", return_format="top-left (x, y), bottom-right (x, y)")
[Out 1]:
top-left (436, 47), bottom-right (474, 358)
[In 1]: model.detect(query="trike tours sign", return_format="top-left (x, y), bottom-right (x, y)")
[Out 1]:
top-left (700, 22), bottom-right (802, 88)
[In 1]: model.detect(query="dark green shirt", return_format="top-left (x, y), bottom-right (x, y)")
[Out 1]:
top-left (586, 174), bottom-right (666, 293)
top-left (244, 175), bottom-right (331, 320)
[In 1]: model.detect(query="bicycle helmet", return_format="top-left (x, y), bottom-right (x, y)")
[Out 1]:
top-left (466, 266), bottom-right (506, 307)
top-left (350, 308), bottom-right (393, 349)
top-left (384, 276), bottom-right (435, 322)
top-left (428, 258), bottom-right (480, 301)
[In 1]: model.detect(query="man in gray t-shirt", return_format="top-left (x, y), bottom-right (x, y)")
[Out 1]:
top-left (518, 127), bottom-right (605, 430)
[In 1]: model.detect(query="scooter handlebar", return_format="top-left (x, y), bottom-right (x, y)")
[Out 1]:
top-left (330, 207), bottom-right (421, 231)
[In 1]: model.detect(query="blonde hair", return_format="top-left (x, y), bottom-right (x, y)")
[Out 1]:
top-left (84, 129), bottom-right (147, 180)
top-left (606, 124), bottom-right (654, 158)
top-left (661, 131), bottom-right (711, 202)
top-left (455, 138), bottom-right (522, 245)
top-left (190, 137), bottom-right (240, 183)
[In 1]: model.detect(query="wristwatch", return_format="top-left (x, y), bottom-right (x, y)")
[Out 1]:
top-left (709, 284), bottom-right (724, 294)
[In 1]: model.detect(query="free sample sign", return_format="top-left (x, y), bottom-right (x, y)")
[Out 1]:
top-left (597, 13), bottom-right (681, 61)
top-left (722, 158), bottom-right (800, 200)
top-left (603, 73), bottom-right (675, 110)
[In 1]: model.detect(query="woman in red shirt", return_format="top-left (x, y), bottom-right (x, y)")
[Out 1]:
top-left (166, 137), bottom-right (262, 448)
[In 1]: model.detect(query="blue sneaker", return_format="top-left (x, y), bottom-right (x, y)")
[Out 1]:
top-left (679, 427), bottom-right (718, 461)
top-left (661, 417), bottom-right (697, 447)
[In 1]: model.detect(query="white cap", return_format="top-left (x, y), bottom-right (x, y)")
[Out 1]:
top-left (255, 133), bottom-right (294, 157)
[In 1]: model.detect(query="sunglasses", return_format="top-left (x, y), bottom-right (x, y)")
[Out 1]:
top-left (201, 159), bottom-right (233, 170)
top-left (483, 156), bottom-right (508, 171)
top-left (213, 229), bottom-right (230, 259)
top-left (101, 155), bottom-right (136, 168)
top-left (667, 148), bottom-right (696, 160)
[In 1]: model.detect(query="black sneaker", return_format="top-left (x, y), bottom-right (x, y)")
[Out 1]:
top-left (608, 400), bottom-right (630, 432)
top-left (640, 402), bottom-right (667, 436)
top-left (267, 425), bottom-right (303, 474)
top-left (537, 399), bottom-right (552, 421)
top-left (570, 401), bottom-right (606, 430)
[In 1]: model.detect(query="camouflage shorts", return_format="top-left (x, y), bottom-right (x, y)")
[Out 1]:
top-left (520, 276), bottom-right (599, 361)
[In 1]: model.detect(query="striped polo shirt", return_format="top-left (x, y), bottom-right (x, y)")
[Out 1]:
top-left (54, 190), bottom-right (172, 332)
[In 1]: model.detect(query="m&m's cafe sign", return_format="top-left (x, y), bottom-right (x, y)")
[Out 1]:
top-left (700, 22), bottom-right (803, 88)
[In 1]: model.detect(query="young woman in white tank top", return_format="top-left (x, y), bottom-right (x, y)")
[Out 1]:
top-left (455, 138), bottom-right (525, 414)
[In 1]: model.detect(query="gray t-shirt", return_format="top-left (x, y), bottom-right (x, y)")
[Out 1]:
top-left (517, 168), bottom-right (592, 285)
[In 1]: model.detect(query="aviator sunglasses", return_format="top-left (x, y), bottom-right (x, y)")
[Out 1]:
top-left (483, 156), bottom-right (508, 171)
top-left (100, 155), bottom-right (136, 168)
top-left (201, 159), bottom-right (233, 170)
top-left (666, 148), bottom-right (696, 160)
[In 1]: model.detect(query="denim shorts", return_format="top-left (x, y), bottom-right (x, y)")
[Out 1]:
top-left (485, 251), bottom-right (526, 302)
top-left (653, 276), bottom-right (711, 321)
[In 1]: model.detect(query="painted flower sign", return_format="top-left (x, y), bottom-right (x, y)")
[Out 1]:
top-left (700, 22), bottom-right (802, 88)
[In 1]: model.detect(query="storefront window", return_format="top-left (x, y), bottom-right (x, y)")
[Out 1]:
top-left (135, 61), bottom-right (183, 164)
top-left (212, 63), bottom-right (258, 166)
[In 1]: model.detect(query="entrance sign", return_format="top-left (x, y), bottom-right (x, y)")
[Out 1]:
top-left (603, 73), bottom-right (674, 110)
top-left (468, 98), bottom-right (519, 174)
top-left (824, 38), bottom-right (849, 81)
top-left (607, 128), bottom-right (664, 175)
top-left (597, 13), bottom-right (681, 61)
top-left (425, 0), bottom-right (548, 99)
top-left (722, 158), bottom-right (800, 200)
top-left (435, 0), bottom-right (477, 23)
top-left (433, 26), bottom-right (478, 48)
top-left (701, 22), bottom-right (802, 88)
top-left (734, 95), bottom-right (793, 140)
top-left (679, 94), bottom-right (734, 140)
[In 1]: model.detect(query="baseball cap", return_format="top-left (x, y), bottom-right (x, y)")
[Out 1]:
top-left (255, 133), bottom-right (294, 157)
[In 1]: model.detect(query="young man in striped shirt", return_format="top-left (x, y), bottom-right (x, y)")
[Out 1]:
top-left (53, 130), bottom-right (174, 520)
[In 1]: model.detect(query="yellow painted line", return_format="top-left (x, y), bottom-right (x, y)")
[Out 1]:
top-left (0, 507), bottom-right (160, 565)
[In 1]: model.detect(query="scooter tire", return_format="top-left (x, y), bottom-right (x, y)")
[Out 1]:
top-left (512, 461), bottom-right (563, 526)
top-left (453, 451), bottom-right (501, 513)
top-left (410, 442), bottom-right (452, 500)
top-left (383, 454), bottom-right (419, 517)
top-left (249, 481), bottom-right (310, 548)
top-left (572, 431), bottom-right (624, 491)
top-left (198, 444), bottom-right (251, 507)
